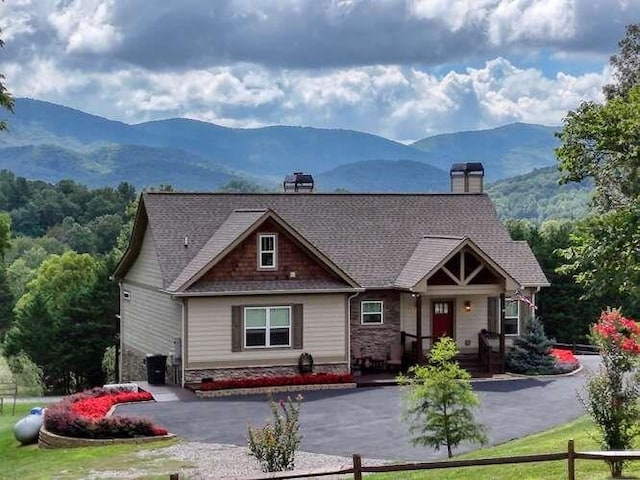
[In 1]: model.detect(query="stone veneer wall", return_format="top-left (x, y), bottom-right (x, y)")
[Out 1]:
top-left (121, 345), bottom-right (180, 384)
top-left (184, 362), bottom-right (348, 384)
top-left (350, 290), bottom-right (401, 364)
top-left (39, 427), bottom-right (174, 449)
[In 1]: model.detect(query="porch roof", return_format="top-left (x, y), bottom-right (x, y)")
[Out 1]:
top-left (394, 235), bottom-right (548, 290)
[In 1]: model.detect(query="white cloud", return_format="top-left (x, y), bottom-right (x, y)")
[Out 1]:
top-left (409, 0), bottom-right (496, 31)
top-left (4, 55), bottom-right (608, 140)
top-left (488, 0), bottom-right (576, 45)
top-left (48, 0), bottom-right (121, 54)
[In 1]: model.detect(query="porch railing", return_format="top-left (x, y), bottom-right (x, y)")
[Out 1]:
top-left (400, 331), bottom-right (434, 364)
top-left (478, 330), bottom-right (505, 374)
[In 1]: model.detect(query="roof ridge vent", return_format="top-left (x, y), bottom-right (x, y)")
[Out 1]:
top-left (234, 208), bottom-right (268, 213)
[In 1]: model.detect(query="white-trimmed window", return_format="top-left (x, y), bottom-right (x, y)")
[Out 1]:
top-left (244, 306), bottom-right (291, 348)
top-left (361, 301), bottom-right (384, 324)
top-left (504, 299), bottom-right (520, 336)
top-left (122, 290), bottom-right (131, 301)
top-left (258, 234), bottom-right (277, 269)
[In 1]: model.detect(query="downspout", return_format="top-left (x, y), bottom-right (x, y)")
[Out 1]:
top-left (346, 291), bottom-right (360, 373)
top-left (180, 298), bottom-right (186, 387)
top-left (117, 281), bottom-right (123, 382)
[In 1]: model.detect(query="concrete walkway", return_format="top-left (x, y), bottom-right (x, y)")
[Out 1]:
top-left (117, 355), bottom-right (599, 461)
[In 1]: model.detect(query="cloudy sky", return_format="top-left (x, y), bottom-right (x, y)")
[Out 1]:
top-left (0, 0), bottom-right (636, 141)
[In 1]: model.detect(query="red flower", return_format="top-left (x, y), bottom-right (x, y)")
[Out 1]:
top-left (592, 309), bottom-right (640, 354)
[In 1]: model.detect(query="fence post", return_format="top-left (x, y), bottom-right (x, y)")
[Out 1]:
top-left (567, 439), bottom-right (575, 480)
top-left (353, 453), bottom-right (362, 480)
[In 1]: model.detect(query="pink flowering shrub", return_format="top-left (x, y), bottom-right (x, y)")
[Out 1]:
top-left (592, 309), bottom-right (640, 355)
top-left (581, 309), bottom-right (640, 478)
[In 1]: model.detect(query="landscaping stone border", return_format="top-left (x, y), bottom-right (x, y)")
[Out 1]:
top-left (194, 382), bottom-right (357, 398)
top-left (38, 426), bottom-right (175, 449)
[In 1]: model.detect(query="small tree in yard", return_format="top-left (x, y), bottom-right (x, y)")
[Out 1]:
top-left (506, 317), bottom-right (556, 375)
top-left (398, 337), bottom-right (488, 458)
top-left (248, 395), bottom-right (303, 472)
top-left (581, 309), bottom-right (640, 478)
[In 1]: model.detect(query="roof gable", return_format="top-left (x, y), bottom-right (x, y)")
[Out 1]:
top-left (167, 208), bottom-right (358, 293)
top-left (395, 236), bottom-right (522, 290)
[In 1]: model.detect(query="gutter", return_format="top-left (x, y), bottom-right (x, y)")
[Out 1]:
top-left (167, 287), bottom-right (365, 297)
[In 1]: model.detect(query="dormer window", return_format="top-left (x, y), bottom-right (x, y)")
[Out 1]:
top-left (258, 234), bottom-right (277, 269)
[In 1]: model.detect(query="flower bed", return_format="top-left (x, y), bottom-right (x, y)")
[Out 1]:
top-left (44, 387), bottom-right (168, 439)
top-left (198, 373), bottom-right (355, 391)
top-left (551, 348), bottom-right (580, 373)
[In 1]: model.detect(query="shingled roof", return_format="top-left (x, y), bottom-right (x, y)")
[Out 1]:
top-left (114, 192), bottom-right (549, 291)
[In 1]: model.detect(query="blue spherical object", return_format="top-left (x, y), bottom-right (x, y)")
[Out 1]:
top-left (14, 414), bottom-right (43, 445)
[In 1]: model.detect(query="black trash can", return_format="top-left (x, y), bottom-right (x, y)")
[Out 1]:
top-left (146, 354), bottom-right (167, 385)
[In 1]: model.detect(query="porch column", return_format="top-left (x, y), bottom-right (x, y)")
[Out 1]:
top-left (499, 292), bottom-right (506, 372)
top-left (415, 294), bottom-right (423, 361)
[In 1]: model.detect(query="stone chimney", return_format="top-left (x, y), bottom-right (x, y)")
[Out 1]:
top-left (450, 162), bottom-right (484, 193)
top-left (283, 172), bottom-right (314, 193)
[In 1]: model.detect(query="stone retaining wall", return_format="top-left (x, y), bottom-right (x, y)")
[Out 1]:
top-left (195, 382), bottom-right (357, 398)
top-left (38, 427), bottom-right (174, 449)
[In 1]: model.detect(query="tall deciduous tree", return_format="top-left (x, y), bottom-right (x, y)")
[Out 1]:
top-left (4, 251), bottom-right (118, 392)
top-left (556, 24), bottom-right (640, 309)
top-left (556, 86), bottom-right (640, 212)
top-left (0, 23), bottom-right (14, 131)
top-left (604, 24), bottom-right (640, 100)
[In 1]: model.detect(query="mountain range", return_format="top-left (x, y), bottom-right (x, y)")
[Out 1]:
top-left (1, 98), bottom-right (562, 193)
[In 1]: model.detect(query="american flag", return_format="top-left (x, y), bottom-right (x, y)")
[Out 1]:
top-left (512, 289), bottom-right (537, 310)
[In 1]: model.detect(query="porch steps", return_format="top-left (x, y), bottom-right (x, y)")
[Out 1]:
top-left (456, 353), bottom-right (494, 378)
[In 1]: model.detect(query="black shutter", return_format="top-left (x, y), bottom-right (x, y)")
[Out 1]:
top-left (292, 304), bottom-right (304, 349)
top-left (231, 306), bottom-right (243, 352)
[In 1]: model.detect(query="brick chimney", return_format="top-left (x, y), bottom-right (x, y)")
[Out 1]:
top-left (450, 163), bottom-right (484, 193)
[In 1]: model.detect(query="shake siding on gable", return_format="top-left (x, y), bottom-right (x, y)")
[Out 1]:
top-left (121, 226), bottom-right (181, 357)
top-left (185, 293), bottom-right (347, 368)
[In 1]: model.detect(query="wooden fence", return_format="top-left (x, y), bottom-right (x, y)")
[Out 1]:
top-left (552, 342), bottom-right (599, 355)
top-left (168, 440), bottom-right (640, 480)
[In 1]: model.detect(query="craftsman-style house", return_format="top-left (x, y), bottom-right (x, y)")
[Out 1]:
top-left (113, 164), bottom-right (549, 385)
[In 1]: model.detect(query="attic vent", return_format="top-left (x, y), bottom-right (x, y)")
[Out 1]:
top-left (450, 162), bottom-right (484, 193)
top-left (283, 172), bottom-right (314, 193)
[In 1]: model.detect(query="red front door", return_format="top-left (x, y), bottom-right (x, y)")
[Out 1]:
top-left (432, 300), bottom-right (454, 339)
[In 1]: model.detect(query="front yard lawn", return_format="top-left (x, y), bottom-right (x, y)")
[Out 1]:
top-left (371, 415), bottom-right (640, 479)
top-left (1, 403), bottom-right (190, 480)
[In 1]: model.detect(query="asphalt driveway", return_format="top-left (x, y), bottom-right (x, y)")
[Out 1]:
top-left (117, 355), bottom-right (599, 461)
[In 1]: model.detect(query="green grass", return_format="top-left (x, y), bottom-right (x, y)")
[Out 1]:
top-left (371, 416), bottom-right (640, 479)
top-left (0, 403), bottom-right (193, 480)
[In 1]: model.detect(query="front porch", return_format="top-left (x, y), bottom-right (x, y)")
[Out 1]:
top-left (400, 329), bottom-right (505, 376)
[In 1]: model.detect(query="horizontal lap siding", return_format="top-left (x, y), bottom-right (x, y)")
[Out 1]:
top-left (187, 294), bottom-right (346, 365)
top-left (125, 227), bottom-right (163, 288)
top-left (455, 295), bottom-right (487, 350)
top-left (121, 225), bottom-right (181, 355)
top-left (121, 284), bottom-right (182, 355)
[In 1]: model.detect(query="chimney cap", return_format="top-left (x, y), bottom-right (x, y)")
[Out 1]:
top-left (450, 162), bottom-right (484, 175)
top-left (284, 172), bottom-right (314, 192)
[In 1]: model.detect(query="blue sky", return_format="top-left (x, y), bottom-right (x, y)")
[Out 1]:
top-left (0, 0), bottom-right (636, 142)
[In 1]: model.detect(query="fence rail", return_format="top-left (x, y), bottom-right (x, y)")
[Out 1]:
top-left (167, 440), bottom-right (640, 480)
top-left (552, 342), bottom-right (599, 355)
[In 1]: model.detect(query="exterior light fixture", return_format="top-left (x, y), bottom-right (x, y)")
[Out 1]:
top-left (464, 300), bottom-right (472, 312)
